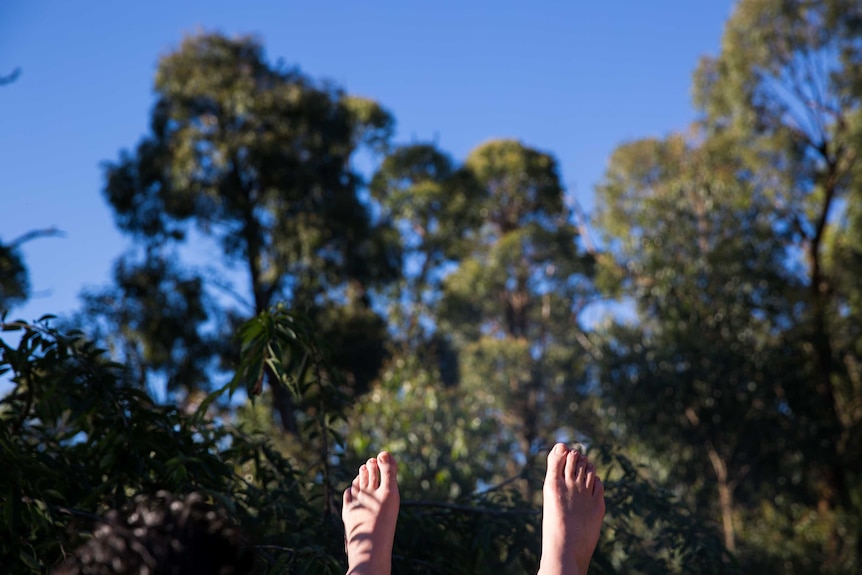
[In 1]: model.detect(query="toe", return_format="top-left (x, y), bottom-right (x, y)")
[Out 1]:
top-left (564, 450), bottom-right (580, 486)
top-left (546, 443), bottom-right (568, 482)
top-left (594, 475), bottom-right (605, 499)
top-left (358, 464), bottom-right (369, 490)
top-left (585, 462), bottom-right (596, 493)
top-left (367, 458), bottom-right (380, 490)
top-left (575, 454), bottom-right (589, 488)
top-left (378, 451), bottom-right (398, 491)
top-left (343, 485), bottom-right (353, 506)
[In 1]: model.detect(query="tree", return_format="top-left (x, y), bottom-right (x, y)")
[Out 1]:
top-left (594, 133), bottom-right (802, 556)
top-left (692, 0), bottom-right (862, 567)
top-left (370, 144), bottom-right (483, 354)
top-left (2, 311), bottom-right (731, 575)
top-left (98, 32), bottom-right (400, 428)
top-left (441, 140), bottom-right (597, 501)
top-left (77, 254), bottom-right (220, 395)
top-left (593, 0), bottom-right (862, 569)
top-left (371, 138), bottom-right (598, 502)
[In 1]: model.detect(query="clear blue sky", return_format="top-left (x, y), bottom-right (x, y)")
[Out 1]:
top-left (1, 0), bottom-right (736, 323)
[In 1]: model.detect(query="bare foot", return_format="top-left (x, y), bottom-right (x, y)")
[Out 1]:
top-left (342, 451), bottom-right (400, 575)
top-left (537, 443), bottom-right (605, 575)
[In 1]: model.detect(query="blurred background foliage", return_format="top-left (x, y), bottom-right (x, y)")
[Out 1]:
top-left (2, 0), bottom-right (861, 573)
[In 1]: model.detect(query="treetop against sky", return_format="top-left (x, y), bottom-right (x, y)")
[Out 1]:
top-left (1, 0), bottom-right (735, 323)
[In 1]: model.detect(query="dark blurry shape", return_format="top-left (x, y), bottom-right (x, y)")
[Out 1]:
top-left (0, 318), bottom-right (327, 575)
top-left (0, 241), bottom-right (29, 311)
top-left (0, 67), bottom-right (21, 85)
top-left (0, 227), bottom-right (63, 312)
top-left (98, 33), bottom-right (401, 429)
top-left (431, 333), bottom-right (459, 388)
top-left (312, 294), bottom-right (390, 397)
top-left (77, 254), bottom-right (219, 394)
top-left (52, 492), bottom-right (254, 575)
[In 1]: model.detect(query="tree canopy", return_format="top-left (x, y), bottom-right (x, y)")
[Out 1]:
top-left (4, 2), bottom-right (862, 572)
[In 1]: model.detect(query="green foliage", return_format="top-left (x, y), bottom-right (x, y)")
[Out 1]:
top-left (594, 0), bottom-right (862, 570)
top-left (9, 6), bottom-right (862, 571)
top-left (94, 31), bottom-right (401, 429)
top-left (77, 255), bottom-right (220, 393)
top-left (346, 352), bottom-right (507, 500)
top-left (346, 354), bottom-right (732, 574)
top-left (2, 311), bottom-right (732, 575)
top-left (0, 316), bottom-right (344, 574)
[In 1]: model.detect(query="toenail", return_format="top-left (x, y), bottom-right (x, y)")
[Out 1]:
top-left (555, 443), bottom-right (568, 454)
top-left (379, 452), bottom-right (390, 462)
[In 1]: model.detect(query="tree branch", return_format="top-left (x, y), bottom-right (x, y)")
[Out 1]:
top-left (0, 67), bottom-right (21, 86)
top-left (10, 227), bottom-right (65, 248)
top-left (401, 499), bottom-right (539, 516)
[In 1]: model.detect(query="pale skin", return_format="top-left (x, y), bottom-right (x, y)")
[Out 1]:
top-left (341, 445), bottom-right (604, 575)
top-left (342, 451), bottom-right (400, 575)
top-left (538, 443), bottom-right (606, 575)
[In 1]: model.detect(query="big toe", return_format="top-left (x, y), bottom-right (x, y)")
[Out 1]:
top-left (545, 443), bottom-right (569, 484)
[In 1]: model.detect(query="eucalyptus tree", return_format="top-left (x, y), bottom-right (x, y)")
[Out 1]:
top-left (369, 143), bottom-right (483, 380)
top-left (595, 134), bottom-right (802, 556)
top-left (371, 139), bottom-right (596, 501)
top-left (77, 254), bottom-right (219, 394)
top-left (444, 140), bottom-right (598, 500)
top-left (595, 0), bottom-right (862, 568)
top-left (693, 0), bottom-right (862, 564)
top-left (97, 33), bottom-right (400, 428)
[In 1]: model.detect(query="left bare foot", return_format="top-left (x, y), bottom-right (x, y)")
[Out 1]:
top-left (342, 451), bottom-right (400, 575)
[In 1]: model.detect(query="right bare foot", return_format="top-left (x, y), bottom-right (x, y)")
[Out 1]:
top-left (342, 451), bottom-right (400, 575)
top-left (537, 443), bottom-right (605, 575)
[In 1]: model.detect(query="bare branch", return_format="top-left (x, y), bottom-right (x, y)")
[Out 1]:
top-left (401, 499), bottom-right (539, 516)
top-left (567, 192), bottom-right (598, 257)
top-left (10, 227), bottom-right (65, 248)
top-left (0, 67), bottom-right (21, 86)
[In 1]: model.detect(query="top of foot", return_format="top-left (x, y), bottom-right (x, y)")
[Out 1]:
top-left (538, 443), bottom-right (605, 575)
top-left (342, 451), bottom-right (401, 575)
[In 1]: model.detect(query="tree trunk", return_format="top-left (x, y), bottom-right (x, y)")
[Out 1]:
top-left (707, 444), bottom-right (736, 553)
top-left (808, 161), bottom-right (849, 565)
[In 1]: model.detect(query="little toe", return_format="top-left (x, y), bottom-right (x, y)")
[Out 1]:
top-left (594, 475), bottom-right (605, 499)
top-left (585, 462), bottom-right (596, 493)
